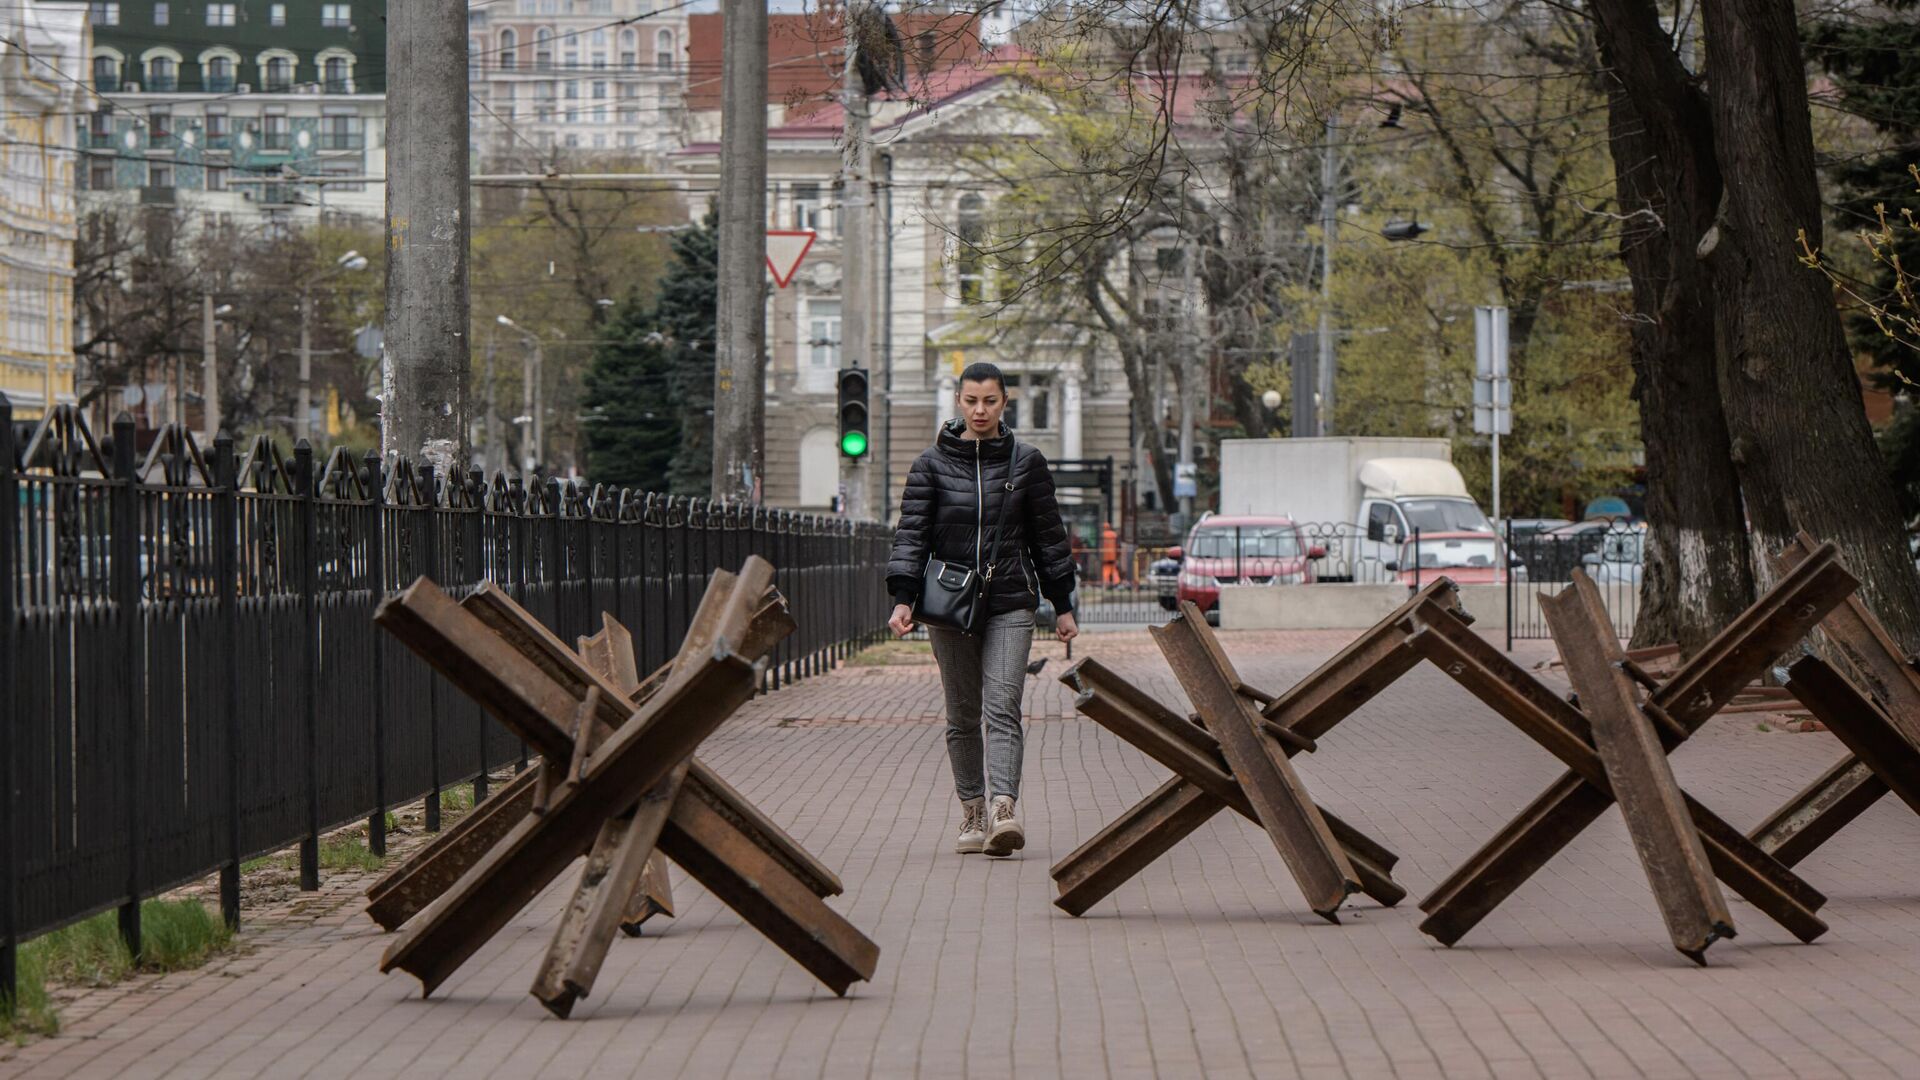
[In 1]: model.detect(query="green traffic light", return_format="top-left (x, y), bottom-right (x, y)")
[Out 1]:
top-left (840, 430), bottom-right (869, 457)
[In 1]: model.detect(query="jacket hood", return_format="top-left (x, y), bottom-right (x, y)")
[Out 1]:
top-left (936, 417), bottom-right (1015, 461)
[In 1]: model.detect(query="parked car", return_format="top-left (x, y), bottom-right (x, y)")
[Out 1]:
top-left (1148, 547), bottom-right (1183, 611)
top-left (1582, 526), bottom-right (1646, 585)
top-left (1175, 516), bottom-right (1326, 613)
top-left (1385, 531), bottom-right (1523, 586)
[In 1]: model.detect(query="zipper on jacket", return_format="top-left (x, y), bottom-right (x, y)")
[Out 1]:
top-left (974, 438), bottom-right (984, 575)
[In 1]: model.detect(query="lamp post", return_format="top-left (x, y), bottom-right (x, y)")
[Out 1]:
top-left (299, 250), bottom-right (369, 444)
top-left (497, 314), bottom-right (544, 473)
top-left (201, 297), bottom-right (234, 441)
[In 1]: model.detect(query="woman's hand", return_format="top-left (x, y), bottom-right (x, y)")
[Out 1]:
top-left (1055, 611), bottom-right (1079, 643)
top-left (889, 604), bottom-right (916, 638)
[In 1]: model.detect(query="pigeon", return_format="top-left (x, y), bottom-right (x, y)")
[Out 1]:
top-left (1026, 657), bottom-right (1049, 677)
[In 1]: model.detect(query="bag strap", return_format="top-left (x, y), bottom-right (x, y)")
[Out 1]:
top-left (980, 440), bottom-right (1019, 581)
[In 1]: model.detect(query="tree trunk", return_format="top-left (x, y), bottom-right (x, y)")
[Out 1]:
top-left (1697, 0), bottom-right (1920, 648)
top-left (1587, 0), bottom-right (1754, 652)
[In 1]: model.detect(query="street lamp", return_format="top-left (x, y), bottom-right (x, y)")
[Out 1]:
top-left (497, 314), bottom-right (545, 474)
top-left (298, 249), bottom-right (369, 444)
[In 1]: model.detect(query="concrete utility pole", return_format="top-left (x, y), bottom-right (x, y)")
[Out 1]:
top-left (201, 293), bottom-right (219, 440)
top-left (711, 0), bottom-right (770, 502)
top-left (382, 0), bottom-right (471, 474)
top-left (1176, 231), bottom-right (1197, 526)
top-left (298, 290), bottom-right (313, 444)
top-left (838, 2), bottom-right (875, 520)
top-left (1314, 113), bottom-right (1338, 437)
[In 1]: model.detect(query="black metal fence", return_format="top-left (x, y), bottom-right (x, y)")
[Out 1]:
top-left (1504, 519), bottom-right (1643, 641)
top-left (0, 399), bottom-right (890, 1002)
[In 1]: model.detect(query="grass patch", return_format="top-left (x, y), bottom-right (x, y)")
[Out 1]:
top-left (318, 834), bottom-right (386, 873)
top-left (847, 641), bottom-right (934, 666)
top-left (439, 786), bottom-right (475, 814)
top-left (2, 899), bottom-right (234, 1043)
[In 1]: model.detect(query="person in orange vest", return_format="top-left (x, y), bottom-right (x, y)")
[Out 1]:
top-left (1100, 521), bottom-right (1121, 584)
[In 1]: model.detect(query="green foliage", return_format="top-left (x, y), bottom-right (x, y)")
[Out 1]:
top-left (318, 835), bottom-right (387, 873)
top-left (583, 212), bottom-right (719, 496)
top-left (3, 900), bottom-right (234, 1043)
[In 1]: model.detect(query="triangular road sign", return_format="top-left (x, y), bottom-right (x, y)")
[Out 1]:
top-left (766, 230), bottom-right (817, 288)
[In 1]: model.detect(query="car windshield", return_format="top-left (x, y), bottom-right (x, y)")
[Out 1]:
top-left (1402, 536), bottom-right (1501, 570)
top-left (1188, 526), bottom-right (1301, 560)
top-left (1401, 499), bottom-right (1492, 534)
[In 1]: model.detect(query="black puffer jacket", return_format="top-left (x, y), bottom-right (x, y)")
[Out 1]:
top-left (887, 419), bottom-right (1078, 617)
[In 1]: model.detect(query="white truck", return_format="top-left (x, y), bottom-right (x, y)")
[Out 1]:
top-left (1217, 437), bottom-right (1493, 582)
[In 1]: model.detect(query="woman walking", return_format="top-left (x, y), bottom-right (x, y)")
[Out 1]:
top-left (887, 362), bottom-right (1080, 857)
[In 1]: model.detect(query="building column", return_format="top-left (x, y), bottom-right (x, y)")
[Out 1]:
top-left (938, 374), bottom-right (956, 426)
top-left (1062, 369), bottom-right (1084, 460)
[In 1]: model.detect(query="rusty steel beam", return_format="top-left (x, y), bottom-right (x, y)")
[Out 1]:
top-left (533, 760), bottom-right (689, 1018)
top-left (1404, 599), bottom-right (1828, 946)
top-left (578, 619), bottom-right (675, 933)
top-left (365, 769), bottom-right (539, 931)
top-left (1750, 757), bottom-right (1887, 868)
top-left (1154, 605), bottom-right (1359, 920)
top-left (1052, 657), bottom-right (1404, 914)
top-left (1261, 579), bottom-right (1464, 735)
top-left (1543, 577), bottom-right (1733, 964)
top-left (1785, 657), bottom-right (1920, 821)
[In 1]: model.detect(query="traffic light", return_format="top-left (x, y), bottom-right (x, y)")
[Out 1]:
top-left (837, 368), bottom-right (870, 458)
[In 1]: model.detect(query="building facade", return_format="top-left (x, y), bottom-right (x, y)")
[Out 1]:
top-left (81, 0), bottom-right (386, 229)
top-left (1, 2), bottom-right (88, 420)
top-left (467, 0), bottom-right (687, 163)
top-left (673, 62), bottom-right (1139, 539)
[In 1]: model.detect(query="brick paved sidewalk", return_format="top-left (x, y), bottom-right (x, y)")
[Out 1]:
top-left (5, 629), bottom-right (1920, 1079)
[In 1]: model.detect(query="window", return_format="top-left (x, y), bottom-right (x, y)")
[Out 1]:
top-left (499, 29), bottom-right (517, 70)
top-left (321, 4), bottom-right (351, 28)
top-left (592, 81), bottom-right (606, 99)
top-left (564, 80), bottom-right (578, 99)
top-left (323, 56), bottom-right (350, 92)
top-left (564, 133), bottom-right (579, 147)
top-left (564, 51), bottom-right (578, 71)
top-left (792, 183), bottom-right (822, 231)
top-left (321, 114), bottom-right (362, 149)
top-left (535, 105), bottom-right (554, 122)
top-left (620, 82), bottom-right (639, 99)
top-left (535, 28), bottom-right (553, 71)
top-left (1189, 526), bottom-right (1302, 560)
top-left (1004, 374), bottom-right (1052, 431)
top-left (89, 161), bottom-right (114, 191)
top-left (92, 55), bottom-right (120, 92)
top-left (799, 428), bottom-right (839, 507)
top-left (89, 3), bottom-right (119, 27)
top-left (956, 194), bottom-right (986, 304)
top-left (618, 106), bottom-right (638, 125)
top-left (591, 30), bottom-right (606, 46)
top-left (535, 81), bottom-right (555, 101)
top-left (655, 29), bottom-right (674, 69)
top-left (205, 55), bottom-right (235, 92)
top-left (206, 3), bottom-right (236, 27)
top-left (621, 29), bottom-right (637, 69)
top-left (1155, 246), bottom-right (1186, 274)
top-left (146, 56), bottom-right (177, 92)
top-left (206, 165), bottom-right (228, 191)
top-left (262, 112), bottom-right (290, 150)
top-left (592, 53), bottom-right (607, 70)
top-left (592, 134), bottom-right (605, 148)
top-left (88, 111), bottom-right (112, 147)
top-left (204, 110), bottom-right (229, 146)
top-left (1366, 502), bottom-right (1405, 542)
top-left (149, 162), bottom-right (173, 189)
top-left (149, 108), bottom-right (171, 147)
top-left (265, 56), bottom-right (292, 91)
top-left (805, 300), bottom-right (841, 393)
top-left (153, 3), bottom-right (169, 25)
top-left (564, 108), bottom-right (578, 124)
top-left (621, 51), bottom-right (637, 69)
top-left (271, 4), bottom-right (286, 26)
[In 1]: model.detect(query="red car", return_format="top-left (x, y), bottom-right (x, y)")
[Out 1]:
top-left (1386, 531), bottom-right (1520, 585)
top-left (1176, 516), bottom-right (1326, 612)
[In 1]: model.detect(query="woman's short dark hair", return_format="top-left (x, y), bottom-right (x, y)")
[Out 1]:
top-left (958, 361), bottom-right (1007, 395)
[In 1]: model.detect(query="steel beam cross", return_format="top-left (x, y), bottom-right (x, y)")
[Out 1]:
top-left (1404, 542), bottom-right (1855, 949)
top-left (1052, 584), bottom-right (1467, 921)
top-left (369, 558), bottom-right (879, 1016)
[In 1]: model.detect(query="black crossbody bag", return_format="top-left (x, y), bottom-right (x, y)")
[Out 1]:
top-left (916, 448), bottom-right (1016, 635)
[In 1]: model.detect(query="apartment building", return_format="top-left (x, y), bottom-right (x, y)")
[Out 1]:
top-left (0, 2), bottom-right (88, 420)
top-left (467, 0), bottom-right (687, 163)
top-left (82, 0), bottom-right (386, 229)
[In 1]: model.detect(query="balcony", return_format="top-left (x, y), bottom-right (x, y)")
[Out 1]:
top-left (204, 134), bottom-right (232, 152)
top-left (146, 75), bottom-right (178, 93)
top-left (320, 132), bottom-right (364, 151)
top-left (139, 186), bottom-right (176, 206)
top-left (85, 131), bottom-right (117, 149)
top-left (262, 79), bottom-right (292, 94)
top-left (94, 75), bottom-right (119, 93)
top-left (322, 78), bottom-right (355, 95)
top-left (260, 132), bottom-right (292, 152)
top-left (206, 76), bottom-right (235, 93)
